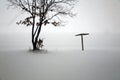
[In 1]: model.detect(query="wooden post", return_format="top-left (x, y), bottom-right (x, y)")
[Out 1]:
top-left (81, 35), bottom-right (84, 51)
top-left (75, 33), bottom-right (89, 51)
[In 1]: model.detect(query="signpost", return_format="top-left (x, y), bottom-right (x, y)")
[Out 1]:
top-left (75, 33), bottom-right (89, 51)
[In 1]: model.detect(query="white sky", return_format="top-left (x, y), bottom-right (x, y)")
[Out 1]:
top-left (0, 0), bottom-right (120, 34)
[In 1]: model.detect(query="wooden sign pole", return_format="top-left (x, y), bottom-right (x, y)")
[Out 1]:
top-left (81, 35), bottom-right (84, 51)
top-left (75, 33), bottom-right (89, 51)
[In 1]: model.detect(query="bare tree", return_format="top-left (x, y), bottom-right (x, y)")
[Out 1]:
top-left (8, 0), bottom-right (76, 51)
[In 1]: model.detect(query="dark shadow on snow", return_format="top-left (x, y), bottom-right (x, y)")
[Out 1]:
top-left (28, 49), bottom-right (48, 54)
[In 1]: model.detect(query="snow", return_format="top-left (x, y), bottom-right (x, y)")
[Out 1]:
top-left (0, 33), bottom-right (120, 80)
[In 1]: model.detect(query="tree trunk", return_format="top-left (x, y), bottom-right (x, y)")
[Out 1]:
top-left (33, 24), bottom-right (42, 51)
top-left (32, 21), bottom-right (42, 51)
top-left (32, 15), bottom-right (38, 51)
top-left (32, 42), bottom-right (38, 51)
top-left (31, 11), bottom-right (43, 51)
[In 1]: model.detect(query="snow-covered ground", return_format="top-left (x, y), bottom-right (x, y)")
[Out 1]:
top-left (0, 33), bottom-right (120, 80)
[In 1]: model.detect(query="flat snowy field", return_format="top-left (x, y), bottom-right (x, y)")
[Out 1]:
top-left (0, 33), bottom-right (120, 80)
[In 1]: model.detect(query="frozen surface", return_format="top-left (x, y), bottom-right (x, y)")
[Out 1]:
top-left (0, 33), bottom-right (120, 80)
top-left (0, 50), bottom-right (120, 80)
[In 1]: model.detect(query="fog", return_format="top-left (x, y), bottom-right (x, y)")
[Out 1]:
top-left (0, 0), bottom-right (120, 33)
top-left (0, 33), bottom-right (120, 51)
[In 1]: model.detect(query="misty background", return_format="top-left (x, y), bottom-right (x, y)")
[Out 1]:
top-left (0, 0), bottom-right (120, 51)
top-left (0, 0), bottom-right (120, 34)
